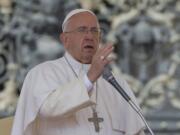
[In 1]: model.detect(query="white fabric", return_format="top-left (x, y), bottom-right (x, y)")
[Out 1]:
top-left (11, 52), bottom-right (145, 135)
top-left (62, 9), bottom-right (96, 32)
top-left (83, 74), bottom-right (93, 91)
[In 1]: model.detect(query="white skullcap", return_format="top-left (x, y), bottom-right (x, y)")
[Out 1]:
top-left (62, 9), bottom-right (96, 32)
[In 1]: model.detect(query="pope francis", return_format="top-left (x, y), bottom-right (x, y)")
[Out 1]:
top-left (11, 9), bottom-right (145, 135)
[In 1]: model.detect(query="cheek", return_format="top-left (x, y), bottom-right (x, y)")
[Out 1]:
top-left (95, 41), bottom-right (99, 50)
top-left (65, 37), bottom-right (72, 49)
top-left (73, 42), bottom-right (82, 53)
top-left (76, 40), bottom-right (84, 51)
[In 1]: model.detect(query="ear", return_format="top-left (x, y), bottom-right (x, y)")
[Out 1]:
top-left (60, 33), bottom-right (68, 48)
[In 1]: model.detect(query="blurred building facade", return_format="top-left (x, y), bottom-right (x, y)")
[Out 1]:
top-left (0, 0), bottom-right (180, 134)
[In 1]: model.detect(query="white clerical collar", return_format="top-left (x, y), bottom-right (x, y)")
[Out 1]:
top-left (64, 52), bottom-right (90, 74)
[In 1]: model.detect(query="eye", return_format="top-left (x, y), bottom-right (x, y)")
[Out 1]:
top-left (77, 27), bottom-right (87, 33)
top-left (91, 28), bottom-right (101, 36)
top-left (91, 29), bottom-right (99, 33)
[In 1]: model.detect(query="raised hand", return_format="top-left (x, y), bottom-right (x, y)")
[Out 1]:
top-left (87, 44), bottom-right (114, 83)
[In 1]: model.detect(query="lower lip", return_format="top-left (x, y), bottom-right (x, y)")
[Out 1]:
top-left (84, 47), bottom-right (94, 52)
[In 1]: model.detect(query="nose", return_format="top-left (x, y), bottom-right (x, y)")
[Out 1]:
top-left (84, 30), bottom-right (94, 38)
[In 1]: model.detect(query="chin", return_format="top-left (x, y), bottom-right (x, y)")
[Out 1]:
top-left (82, 55), bottom-right (93, 64)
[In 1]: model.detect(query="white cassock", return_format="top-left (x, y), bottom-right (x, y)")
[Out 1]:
top-left (11, 52), bottom-right (145, 135)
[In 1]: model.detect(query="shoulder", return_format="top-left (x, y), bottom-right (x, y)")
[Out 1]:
top-left (32, 57), bottom-right (65, 71)
top-left (27, 57), bottom-right (67, 79)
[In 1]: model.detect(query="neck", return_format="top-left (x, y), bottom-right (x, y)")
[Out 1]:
top-left (80, 54), bottom-right (93, 64)
top-left (80, 58), bottom-right (92, 64)
top-left (64, 52), bottom-right (91, 68)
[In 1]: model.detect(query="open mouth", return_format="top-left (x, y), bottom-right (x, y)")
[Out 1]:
top-left (84, 45), bottom-right (94, 49)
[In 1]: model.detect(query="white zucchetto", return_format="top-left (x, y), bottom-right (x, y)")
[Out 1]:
top-left (62, 9), bottom-right (96, 32)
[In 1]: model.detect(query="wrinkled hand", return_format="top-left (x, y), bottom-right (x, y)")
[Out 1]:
top-left (87, 44), bottom-right (114, 83)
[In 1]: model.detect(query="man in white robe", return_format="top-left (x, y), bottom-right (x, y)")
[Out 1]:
top-left (11, 9), bottom-right (145, 135)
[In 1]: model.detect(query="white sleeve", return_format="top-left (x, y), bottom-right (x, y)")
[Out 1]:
top-left (83, 74), bottom-right (93, 92)
top-left (39, 77), bottom-right (96, 119)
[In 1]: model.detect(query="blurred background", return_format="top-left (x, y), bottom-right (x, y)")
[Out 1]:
top-left (0, 0), bottom-right (180, 134)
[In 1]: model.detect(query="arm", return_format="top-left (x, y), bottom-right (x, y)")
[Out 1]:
top-left (39, 44), bottom-right (114, 119)
top-left (39, 76), bottom-right (95, 119)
